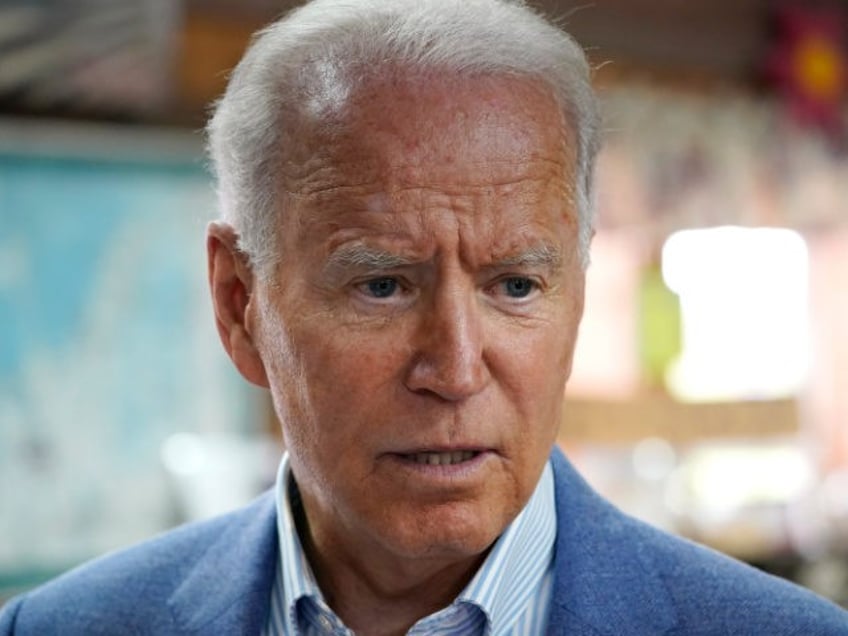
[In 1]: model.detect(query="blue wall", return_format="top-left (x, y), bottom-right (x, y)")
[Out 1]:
top-left (0, 143), bottom-right (256, 593)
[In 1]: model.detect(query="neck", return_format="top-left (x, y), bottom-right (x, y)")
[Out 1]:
top-left (312, 546), bottom-right (486, 636)
top-left (291, 485), bottom-right (490, 635)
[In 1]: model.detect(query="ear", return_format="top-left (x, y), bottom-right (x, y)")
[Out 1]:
top-left (206, 221), bottom-right (270, 388)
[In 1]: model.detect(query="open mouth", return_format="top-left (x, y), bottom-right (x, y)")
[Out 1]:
top-left (407, 450), bottom-right (480, 466)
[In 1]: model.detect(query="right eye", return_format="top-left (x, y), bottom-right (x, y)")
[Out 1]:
top-left (360, 277), bottom-right (399, 298)
top-left (499, 276), bottom-right (537, 299)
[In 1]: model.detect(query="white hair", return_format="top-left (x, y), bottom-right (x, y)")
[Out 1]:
top-left (207, 0), bottom-right (600, 276)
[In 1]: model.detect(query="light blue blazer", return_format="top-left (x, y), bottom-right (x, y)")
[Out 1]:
top-left (2, 448), bottom-right (847, 634)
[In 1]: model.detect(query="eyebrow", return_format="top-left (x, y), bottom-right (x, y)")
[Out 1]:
top-left (325, 243), bottom-right (416, 271)
top-left (325, 242), bottom-right (564, 273)
top-left (493, 244), bottom-right (563, 270)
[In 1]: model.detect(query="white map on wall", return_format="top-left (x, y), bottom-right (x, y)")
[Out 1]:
top-left (0, 148), bottom-right (255, 580)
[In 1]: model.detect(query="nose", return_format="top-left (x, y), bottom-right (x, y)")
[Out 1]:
top-left (404, 284), bottom-right (490, 402)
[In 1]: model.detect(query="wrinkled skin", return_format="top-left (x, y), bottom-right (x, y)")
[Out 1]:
top-left (208, 72), bottom-right (586, 632)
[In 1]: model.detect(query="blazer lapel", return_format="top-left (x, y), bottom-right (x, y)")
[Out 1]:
top-left (547, 448), bottom-right (678, 636)
top-left (161, 450), bottom-right (677, 634)
top-left (167, 492), bottom-right (279, 634)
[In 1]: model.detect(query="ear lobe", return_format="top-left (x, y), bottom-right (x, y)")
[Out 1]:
top-left (206, 222), bottom-right (270, 388)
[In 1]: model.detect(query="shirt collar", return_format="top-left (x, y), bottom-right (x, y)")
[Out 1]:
top-left (272, 452), bottom-right (556, 635)
top-left (456, 461), bottom-right (556, 634)
top-left (273, 454), bottom-right (324, 635)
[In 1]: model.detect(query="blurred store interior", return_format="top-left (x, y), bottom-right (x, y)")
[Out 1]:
top-left (1, 0), bottom-right (847, 606)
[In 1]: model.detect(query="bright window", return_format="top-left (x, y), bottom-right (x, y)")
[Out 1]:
top-left (662, 226), bottom-right (809, 401)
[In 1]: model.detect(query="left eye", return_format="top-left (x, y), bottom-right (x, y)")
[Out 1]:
top-left (363, 277), bottom-right (399, 298)
top-left (500, 277), bottom-right (536, 298)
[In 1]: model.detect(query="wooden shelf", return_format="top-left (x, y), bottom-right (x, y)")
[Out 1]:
top-left (560, 395), bottom-right (798, 444)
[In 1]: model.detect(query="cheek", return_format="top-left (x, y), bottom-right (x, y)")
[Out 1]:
top-left (509, 322), bottom-right (576, 391)
top-left (277, 326), bottom-right (417, 512)
top-left (493, 319), bottom-right (577, 451)
top-left (303, 330), bottom-right (409, 404)
top-left (272, 321), bottom-right (413, 449)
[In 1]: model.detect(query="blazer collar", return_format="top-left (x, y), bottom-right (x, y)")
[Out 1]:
top-left (548, 447), bottom-right (678, 635)
top-left (167, 492), bottom-right (279, 633)
top-left (163, 448), bottom-right (678, 634)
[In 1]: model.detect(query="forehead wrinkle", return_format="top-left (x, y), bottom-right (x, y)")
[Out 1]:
top-left (282, 112), bottom-right (570, 197)
top-left (284, 179), bottom-right (382, 200)
top-left (288, 172), bottom-right (562, 200)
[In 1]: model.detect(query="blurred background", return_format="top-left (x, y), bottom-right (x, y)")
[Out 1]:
top-left (1, 0), bottom-right (847, 607)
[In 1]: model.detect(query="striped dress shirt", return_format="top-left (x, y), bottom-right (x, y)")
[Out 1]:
top-left (263, 453), bottom-right (556, 635)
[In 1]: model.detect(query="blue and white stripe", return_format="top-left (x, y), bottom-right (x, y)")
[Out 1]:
top-left (264, 454), bottom-right (556, 635)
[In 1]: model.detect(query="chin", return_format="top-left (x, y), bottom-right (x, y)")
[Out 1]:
top-left (377, 501), bottom-right (513, 562)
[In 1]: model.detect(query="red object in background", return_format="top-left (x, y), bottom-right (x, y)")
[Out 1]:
top-left (766, 4), bottom-right (847, 135)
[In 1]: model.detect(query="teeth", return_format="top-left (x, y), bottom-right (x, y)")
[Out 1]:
top-left (412, 451), bottom-right (476, 466)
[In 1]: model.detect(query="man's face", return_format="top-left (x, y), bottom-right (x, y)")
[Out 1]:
top-left (252, 74), bottom-right (585, 565)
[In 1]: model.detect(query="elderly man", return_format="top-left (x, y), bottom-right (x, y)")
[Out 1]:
top-left (2, 0), bottom-right (847, 634)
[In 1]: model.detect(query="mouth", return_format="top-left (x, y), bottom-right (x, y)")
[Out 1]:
top-left (383, 448), bottom-right (494, 486)
top-left (407, 450), bottom-right (480, 466)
